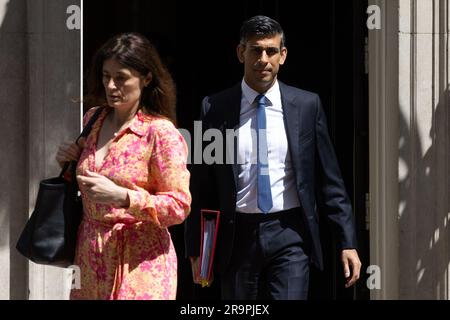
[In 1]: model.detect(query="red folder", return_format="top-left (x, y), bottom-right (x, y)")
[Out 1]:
top-left (198, 209), bottom-right (220, 287)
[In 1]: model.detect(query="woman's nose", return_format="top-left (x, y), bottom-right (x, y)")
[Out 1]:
top-left (106, 78), bottom-right (116, 90)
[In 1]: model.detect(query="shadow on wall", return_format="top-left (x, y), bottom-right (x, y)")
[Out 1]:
top-left (0, 0), bottom-right (29, 299)
top-left (398, 86), bottom-right (450, 299)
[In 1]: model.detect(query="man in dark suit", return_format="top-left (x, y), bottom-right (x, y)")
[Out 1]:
top-left (185, 15), bottom-right (361, 300)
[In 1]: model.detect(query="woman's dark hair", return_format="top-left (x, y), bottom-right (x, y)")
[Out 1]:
top-left (85, 32), bottom-right (176, 123)
top-left (240, 15), bottom-right (285, 48)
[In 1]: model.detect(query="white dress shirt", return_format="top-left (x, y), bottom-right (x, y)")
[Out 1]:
top-left (235, 79), bottom-right (301, 213)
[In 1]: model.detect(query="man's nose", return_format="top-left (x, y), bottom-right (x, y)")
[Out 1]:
top-left (259, 50), bottom-right (269, 63)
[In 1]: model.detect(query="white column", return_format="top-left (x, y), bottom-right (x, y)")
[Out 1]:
top-left (368, 0), bottom-right (400, 300)
top-left (0, 0), bottom-right (28, 300)
top-left (398, 0), bottom-right (450, 299)
top-left (26, 0), bottom-right (81, 300)
top-left (370, 0), bottom-right (450, 299)
top-left (0, 0), bottom-right (81, 299)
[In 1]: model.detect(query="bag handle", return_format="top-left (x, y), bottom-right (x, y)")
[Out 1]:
top-left (59, 107), bottom-right (105, 178)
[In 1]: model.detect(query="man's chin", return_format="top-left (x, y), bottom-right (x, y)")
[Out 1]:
top-left (256, 77), bottom-right (275, 86)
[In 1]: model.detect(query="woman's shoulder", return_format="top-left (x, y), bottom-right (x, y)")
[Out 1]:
top-left (84, 106), bottom-right (103, 116)
top-left (83, 106), bottom-right (106, 126)
top-left (139, 112), bottom-right (177, 134)
top-left (139, 113), bottom-right (187, 150)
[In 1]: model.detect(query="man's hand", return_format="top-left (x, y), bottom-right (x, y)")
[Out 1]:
top-left (77, 170), bottom-right (129, 207)
top-left (341, 249), bottom-right (361, 288)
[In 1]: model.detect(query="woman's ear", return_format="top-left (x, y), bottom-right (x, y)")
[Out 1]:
top-left (144, 72), bottom-right (153, 87)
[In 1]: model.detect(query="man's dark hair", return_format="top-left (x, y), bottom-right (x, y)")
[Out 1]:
top-left (239, 15), bottom-right (285, 48)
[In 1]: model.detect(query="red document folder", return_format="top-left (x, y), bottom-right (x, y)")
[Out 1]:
top-left (198, 209), bottom-right (220, 287)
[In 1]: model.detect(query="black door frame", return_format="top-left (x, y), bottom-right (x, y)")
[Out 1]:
top-left (84, 0), bottom-right (370, 300)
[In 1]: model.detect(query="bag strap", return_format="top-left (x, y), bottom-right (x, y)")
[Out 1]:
top-left (59, 107), bottom-right (105, 178)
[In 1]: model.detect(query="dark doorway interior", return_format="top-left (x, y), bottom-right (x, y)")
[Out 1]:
top-left (84, 0), bottom-right (369, 300)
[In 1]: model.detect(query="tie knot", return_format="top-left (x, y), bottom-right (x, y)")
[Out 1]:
top-left (256, 94), bottom-right (267, 107)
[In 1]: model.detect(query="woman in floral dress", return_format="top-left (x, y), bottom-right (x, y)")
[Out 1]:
top-left (56, 33), bottom-right (191, 300)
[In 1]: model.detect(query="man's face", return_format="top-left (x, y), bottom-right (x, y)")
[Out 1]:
top-left (237, 34), bottom-right (287, 93)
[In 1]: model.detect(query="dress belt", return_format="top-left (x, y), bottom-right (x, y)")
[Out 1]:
top-left (82, 217), bottom-right (140, 299)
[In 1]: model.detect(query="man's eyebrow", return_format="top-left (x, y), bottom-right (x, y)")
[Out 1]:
top-left (249, 45), bottom-right (280, 50)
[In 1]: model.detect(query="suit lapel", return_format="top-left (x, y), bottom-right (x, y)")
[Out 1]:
top-left (223, 83), bottom-right (242, 130)
top-left (218, 83), bottom-right (241, 191)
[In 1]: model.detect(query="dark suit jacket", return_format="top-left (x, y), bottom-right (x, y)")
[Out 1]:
top-left (184, 81), bottom-right (357, 272)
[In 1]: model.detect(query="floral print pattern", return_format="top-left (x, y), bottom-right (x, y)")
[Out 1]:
top-left (70, 107), bottom-right (191, 300)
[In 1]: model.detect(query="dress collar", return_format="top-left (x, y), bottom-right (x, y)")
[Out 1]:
top-left (127, 110), bottom-right (149, 137)
top-left (98, 107), bottom-right (149, 137)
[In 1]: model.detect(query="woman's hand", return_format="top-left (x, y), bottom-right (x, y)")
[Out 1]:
top-left (55, 138), bottom-right (85, 168)
top-left (77, 170), bottom-right (130, 207)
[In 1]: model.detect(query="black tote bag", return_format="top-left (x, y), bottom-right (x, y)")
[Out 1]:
top-left (16, 107), bottom-right (104, 267)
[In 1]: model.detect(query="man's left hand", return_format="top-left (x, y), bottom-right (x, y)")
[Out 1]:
top-left (341, 249), bottom-right (362, 288)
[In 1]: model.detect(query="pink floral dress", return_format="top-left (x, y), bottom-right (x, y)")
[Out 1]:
top-left (70, 107), bottom-right (191, 300)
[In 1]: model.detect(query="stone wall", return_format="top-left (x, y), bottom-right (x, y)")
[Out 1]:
top-left (398, 0), bottom-right (450, 299)
top-left (0, 0), bottom-right (81, 299)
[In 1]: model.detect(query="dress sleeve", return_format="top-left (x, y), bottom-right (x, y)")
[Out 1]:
top-left (127, 120), bottom-right (191, 228)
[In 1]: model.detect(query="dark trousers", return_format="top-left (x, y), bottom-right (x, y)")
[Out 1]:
top-left (221, 208), bottom-right (310, 300)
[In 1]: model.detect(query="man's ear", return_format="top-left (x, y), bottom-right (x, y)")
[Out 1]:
top-left (237, 44), bottom-right (245, 63)
top-left (279, 47), bottom-right (288, 65)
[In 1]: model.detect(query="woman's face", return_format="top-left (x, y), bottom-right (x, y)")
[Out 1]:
top-left (102, 58), bottom-right (151, 110)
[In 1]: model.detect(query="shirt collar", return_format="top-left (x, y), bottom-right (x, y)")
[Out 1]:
top-left (241, 78), bottom-right (280, 107)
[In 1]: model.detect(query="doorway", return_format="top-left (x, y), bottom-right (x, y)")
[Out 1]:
top-left (84, 0), bottom-right (369, 300)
